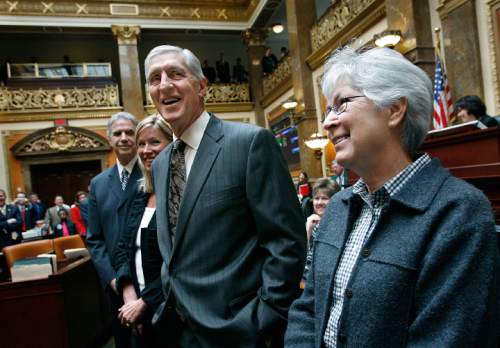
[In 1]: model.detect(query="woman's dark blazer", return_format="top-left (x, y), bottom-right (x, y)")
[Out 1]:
top-left (52, 219), bottom-right (78, 238)
top-left (114, 190), bottom-right (164, 316)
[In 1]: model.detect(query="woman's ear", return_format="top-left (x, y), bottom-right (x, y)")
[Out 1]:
top-left (388, 98), bottom-right (408, 129)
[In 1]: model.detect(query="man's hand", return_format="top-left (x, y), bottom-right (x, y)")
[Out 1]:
top-left (306, 213), bottom-right (321, 241)
top-left (118, 298), bottom-right (147, 328)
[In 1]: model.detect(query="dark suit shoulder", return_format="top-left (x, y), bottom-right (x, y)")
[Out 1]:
top-left (91, 164), bottom-right (117, 184)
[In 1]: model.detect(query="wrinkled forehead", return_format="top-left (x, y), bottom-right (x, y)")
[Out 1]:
top-left (149, 52), bottom-right (188, 72)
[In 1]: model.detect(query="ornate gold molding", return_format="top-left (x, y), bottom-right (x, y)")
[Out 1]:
top-left (11, 125), bottom-right (110, 157)
top-left (0, 85), bottom-right (119, 112)
top-left (437, 0), bottom-right (470, 19)
top-left (307, 0), bottom-right (385, 71)
top-left (262, 56), bottom-right (292, 96)
top-left (112, 25), bottom-right (141, 45)
top-left (0, 106), bottom-right (123, 123)
top-left (487, 0), bottom-right (500, 110)
top-left (204, 83), bottom-right (251, 103)
top-left (0, 1), bottom-right (257, 22)
top-left (241, 28), bottom-right (268, 47)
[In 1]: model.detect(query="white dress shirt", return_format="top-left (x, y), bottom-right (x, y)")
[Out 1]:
top-left (173, 111), bottom-right (210, 180)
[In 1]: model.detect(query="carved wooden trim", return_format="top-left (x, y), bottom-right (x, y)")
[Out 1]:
top-left (112, 25), bottom-right (141, 45)
top-left (11, 126), bottom-right (110, 157)
top-left (306, 0), bottom-right (386, 71)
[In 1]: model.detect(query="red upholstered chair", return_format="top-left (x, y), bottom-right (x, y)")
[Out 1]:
top-left (3, 239), bottom-right (54, 269)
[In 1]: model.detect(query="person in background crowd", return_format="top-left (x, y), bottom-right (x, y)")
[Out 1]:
top-left (215, 52), bottom-right (231, 83)
top-left (279, 46), bottom-right (289, 61)
top-left (232, 57), bottom-right (248, 82)
top-left (455, 95), bottom-right (498, 127)
top-left (262, 47), bottom-right (278, 74)
top-left (330, 160), bottom-right (349, 189)
top-left (52, 208), bottom-right (77, 237)
top-left (87, 111), bottom-right (141, 348)
top-left (29, 192), bottom-right (46, 222)
top-left (70, 190), bottom-right (88, 237)
top-left (302, 178), bottom-right (339, 282)
top-left (285, 45), bottom-right (499, 347)
top-left (14, 191), bottom-right (35, 232)
top-left (114, 114), bottom-right (173, 347)
top-left (145, 44), bottom-right (306, 347)
top-left (0, 189), bottom-right (22, 250)
top-left (44, 195), bottom-right (70, 233)
top-left (201, 59), bottom-right (216, 84)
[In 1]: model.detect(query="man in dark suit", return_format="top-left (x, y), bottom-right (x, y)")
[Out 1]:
top-left (0, 189), bottom-right (22, 250)
top-left (28, 192), bottom-right (45, 222)
top-left (87, 112), bottom-right (141, 348)
top-left (145, 45), bottom-right (306, 347)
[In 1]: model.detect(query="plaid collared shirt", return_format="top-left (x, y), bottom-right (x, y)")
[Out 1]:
top-left (323, 154), bottom-right (431, 348)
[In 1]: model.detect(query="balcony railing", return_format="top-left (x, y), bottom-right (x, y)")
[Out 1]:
top-left (145, 82), bottom-right (251, 105)
top-left (7, 62), bottom-right (112, 79)
top-left (0, 85), bottom-right (119, 112)
top-left (263, 56), bottom-right (292, 96)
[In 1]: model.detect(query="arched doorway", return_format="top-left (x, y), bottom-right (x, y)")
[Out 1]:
top-left (11, 126), bottom-right (110, 207)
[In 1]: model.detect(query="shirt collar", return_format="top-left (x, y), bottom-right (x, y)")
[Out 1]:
top-left (353, 153), bottom-right (432, 207)
top-left (116, 156), bottom-right (137, 177)
top-left (173, 111), bottom-right (210, 151)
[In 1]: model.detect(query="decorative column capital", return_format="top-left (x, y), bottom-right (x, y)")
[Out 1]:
top-left (112, 25), bottom-right (141, 45)
top-left (241, 28), bottom-right (268, 47)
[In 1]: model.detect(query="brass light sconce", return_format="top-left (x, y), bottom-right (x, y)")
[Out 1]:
top-left (374, 30), bottom-right (402, 48)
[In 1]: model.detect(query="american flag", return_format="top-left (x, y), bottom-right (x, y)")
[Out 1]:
top-left (433, 52), bottom-right (453, 129)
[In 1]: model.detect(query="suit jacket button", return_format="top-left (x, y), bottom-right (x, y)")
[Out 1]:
top-left (338, 333), bottom-right (347, 344)
top-left (345, 289), bottom-right (353, 299)
top-left (361, 248), bottom-right (370, 257)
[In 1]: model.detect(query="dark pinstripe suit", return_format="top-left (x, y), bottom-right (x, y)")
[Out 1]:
top-left (153, 115), bottom-right (306, 348)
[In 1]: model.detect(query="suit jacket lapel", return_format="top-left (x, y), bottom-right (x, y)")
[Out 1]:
top-left (171, 115), bottom-right (223, 256)
top-left (108, 165), bottom-right (123, 202)
top-left (155, 146), bottom-right (174, 258)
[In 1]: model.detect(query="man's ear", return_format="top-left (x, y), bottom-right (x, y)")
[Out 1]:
top-left (198, 77), bottom-right (208, 97)
top-left (388, 98), bottom-right (408, 129)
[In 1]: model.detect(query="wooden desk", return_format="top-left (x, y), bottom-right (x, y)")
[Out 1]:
top-left (0, 256), bottom-right (109, 348)
top-left (421, 126), bottom-right (500, 223)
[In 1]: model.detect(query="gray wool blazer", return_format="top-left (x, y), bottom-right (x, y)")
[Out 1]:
top-left (285, 158), bottom-right (499, 348)
top-left (152, 114), bottom-right (307, 348)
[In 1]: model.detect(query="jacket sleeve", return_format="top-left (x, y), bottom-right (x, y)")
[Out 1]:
top-left (114, 193), bottom-right (143, 293)
top-left (86, 179), bottom-right (116, 290)
top-left (245, 128), bottom-right (307, 332)
top-left (70, 206), bottom-right (86, 235)
top-left (408, 190), bottom-right (500, 347)
top-left (140, 277), bottom-right (164, 314)
top-left (284, 247), bottom-right (317, 347)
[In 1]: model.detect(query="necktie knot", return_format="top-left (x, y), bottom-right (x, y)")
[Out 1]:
top-left (121, 169), bottom-right (129, 191)
top-left (173, 139), bottom-right (186, 152)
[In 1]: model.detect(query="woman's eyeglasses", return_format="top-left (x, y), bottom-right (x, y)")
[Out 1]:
top-left (323, 95), bottom-right (364, 121)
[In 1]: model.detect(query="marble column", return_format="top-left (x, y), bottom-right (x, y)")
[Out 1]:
top-left (437, 0), bottom-right (484, 99)
top-left (286, 0), bottom-right (322, 178)
top-left (242, 28), bottom-right (267, 127)
top-left (385, 0), bottom-right (435, 79)
top-left (111, 25), bottom-right (145, 118)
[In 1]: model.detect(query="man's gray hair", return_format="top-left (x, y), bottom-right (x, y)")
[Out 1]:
top-left (107, 112), bottom-right (139, 137)
top-left (321, 46), bottom-right (433, 156)
top-left (144, 45), bottom-right (205, 83)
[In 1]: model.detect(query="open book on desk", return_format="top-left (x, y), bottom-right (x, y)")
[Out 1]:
top-left (11, 254), bottom-right (57, 282)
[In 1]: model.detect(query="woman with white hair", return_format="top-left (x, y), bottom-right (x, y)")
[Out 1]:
top-left (285, 46), bottom-right (499, 347)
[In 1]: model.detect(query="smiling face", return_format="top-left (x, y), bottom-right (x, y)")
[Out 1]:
top-left (137, 126), bottom-right (170, 171)
top-left (147, 52), bottom-right (207, 137)
top-left (313, 191), bottom-right (330, 217)
top-left (323, 82), bottom-right (393, 174)
top-left (109, 119), bottom-right (137, 165)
